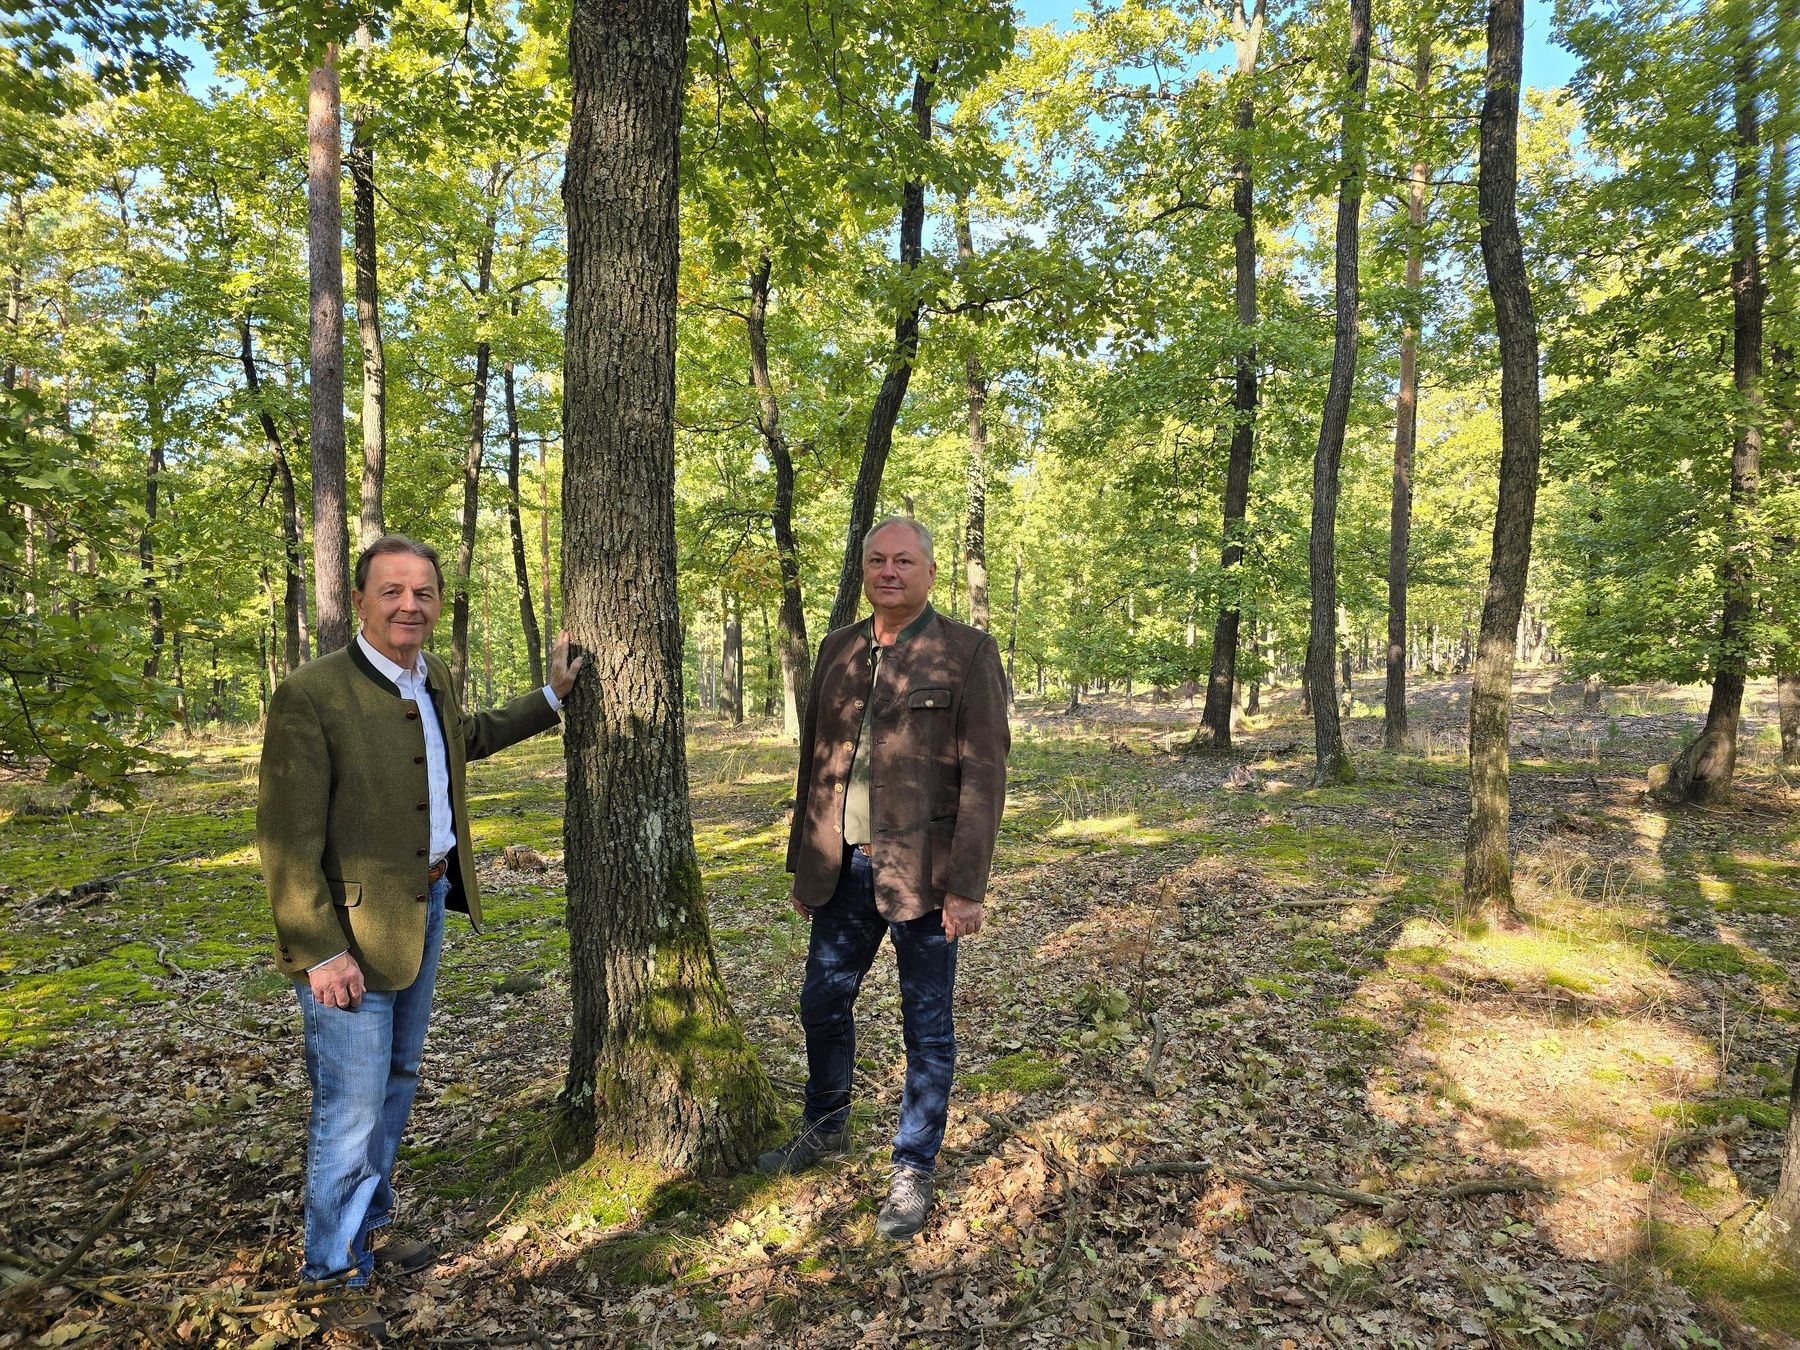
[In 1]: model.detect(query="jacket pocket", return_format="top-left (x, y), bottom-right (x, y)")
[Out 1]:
top-left (907, 687), bottom-right (953, 711)
top-left (327, 879), bottom-right (363, 908)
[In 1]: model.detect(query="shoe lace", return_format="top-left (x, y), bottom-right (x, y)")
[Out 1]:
top-left (887, 1167), bottom-right (931, 1210)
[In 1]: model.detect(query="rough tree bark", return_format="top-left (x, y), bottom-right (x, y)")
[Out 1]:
top-left (349, 23), bottom-right (385, 547)
top-left (1385, 31), bottom-right (1432, 751)
top-left (451, 199), bottom-right (497, 703)
top-left (954, 202), bottom-right (992, 631)
top-left (1303, 0), bottom-right (1369, 786)
top-left (504, 347), bottom-right (544, 688)
top-left (140, 355), bottom-right (164, 680)
top-left (1658, 36), bottom-right (1764, 805)
top-left (827, 69), bottom-right (936, 632)
top-left (560, 0), bottom-right (774, 1169)
top-left (307, 51), bottom-right (351, 655)
top-left (721, 594), bottom-right (744, 725)
top-left (240, 318), bottom-right (306, 673)
top-left (1766, 0), bottom-right (1798, 768)
top-left (1461, 0), bottom-right (1543, 921)
top-left (1199, 0), bottom-right (1265, 749)
top-left (746, 255), bottom-right (811, 739)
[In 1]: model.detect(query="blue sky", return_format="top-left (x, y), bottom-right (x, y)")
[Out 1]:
top-left (1014, 0), bottom-right (1581, 91)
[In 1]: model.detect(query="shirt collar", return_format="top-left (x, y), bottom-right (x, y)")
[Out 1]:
top-left (866, 603), bottom-right (935, 651)
top-left (356, 632), bottom-right (426, 686)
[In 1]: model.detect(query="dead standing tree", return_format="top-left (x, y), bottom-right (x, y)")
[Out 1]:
top-left (559, 0), bottom-right (776, 1168)
top-left (1460, 0), bottom-right (1541, 922)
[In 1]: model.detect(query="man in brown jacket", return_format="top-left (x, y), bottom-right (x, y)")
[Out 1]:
top-left (258, 535), bottom-right (580, 1323)
top-left (760, 517), bottom-right (1009, 1240)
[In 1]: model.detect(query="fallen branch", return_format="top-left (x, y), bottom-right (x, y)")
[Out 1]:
top-left (5, 1163), bottom-right (156, 1305)
top-left (14, 1129), bottom-right (98, 1171)
top-left (86, 1145), bottom-right (169, 1194)
top-left (152, 939), bottom-right (187, 980)
top-left (21, 853), bottom-right (203, 912)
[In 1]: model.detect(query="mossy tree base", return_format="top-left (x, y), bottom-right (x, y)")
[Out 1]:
top-left (1653, 726), bottom-right (1738, 806)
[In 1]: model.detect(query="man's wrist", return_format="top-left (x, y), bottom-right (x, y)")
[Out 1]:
top-left (308, 950), bottom-right (349, 973)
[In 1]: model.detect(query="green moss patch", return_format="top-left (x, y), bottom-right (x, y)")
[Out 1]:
top-left (963, 1051), bottom-right (1069, 1094)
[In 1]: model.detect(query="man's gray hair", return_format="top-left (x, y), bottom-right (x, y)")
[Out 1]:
top-left (861, 516), bottom-right (934, 565)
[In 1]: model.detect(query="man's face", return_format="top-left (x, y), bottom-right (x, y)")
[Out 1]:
top-left (862, 524), bottom-right (936, 624)
top-left (353, 552), bottom-right (443, 666)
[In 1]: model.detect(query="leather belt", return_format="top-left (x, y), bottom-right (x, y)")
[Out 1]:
top-left (853, 843), bottom-right (872, 857)
top-left (427, 858), bottom-right (448, 884)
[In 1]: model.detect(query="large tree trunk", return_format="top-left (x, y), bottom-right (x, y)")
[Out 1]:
top-left (561, 0), bottom-right (774, 1170)
top-left (1766, 0), bottom-right (1797, 770)
top-left (505, 351), bottom-right (545, 687)
top-left (1303, 0), bottom-right (1369, 786)
top-left (307, 52), bottom-right (351, 655)
top-left (1199, 0), bottom-right (1265, 749)
top-left (240, 318), bottom-right (306, 673)
top-left (1660, 40), bottom-right (1764, 805)
top-left (1385, 32), bottom-right (1432, 751)
top-left (349, 23), bottom-right (386, 549)
top-left (826, 70), bottom-right (936, 632)
top-left (541, 431), bottom-right (554, 660)
top-left (452, 208), bottom-right (497, 703)
top-left (1462, 0), bottom-right (1543, 921)
top-left (954, 203), bottom-right (992, 632)
top-left (746, 256), bottom-right (811, 740)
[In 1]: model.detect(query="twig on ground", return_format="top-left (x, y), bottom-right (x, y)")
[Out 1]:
top-left (5, 1163), bottom-right (157, 1306)
top-left (152, 938), bottom-right (187, 979)
top-left (14, 1129), bottom-right (98, 1171)
top-left (87, 1145), bottom-right (169, 1194)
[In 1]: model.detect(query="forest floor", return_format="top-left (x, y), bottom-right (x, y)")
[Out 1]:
top-left (3, 670), bottom-right (1800, 1348)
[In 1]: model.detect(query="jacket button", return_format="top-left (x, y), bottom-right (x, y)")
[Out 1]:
top-left (415, 893), bottom-right (427, 902)
top-left (842, 740), bottom-right (854, 751)
top-left (406, 710), bottom-right (419, 720)
top-left (417, 802), bottom-right (428, 811)
top-left (855, 699), bottom-right (865, 710)
top-left (924, 698), bottom-right (936, 707)
top-left (416, 847), bottom-right (427, 857)
top-left (414, 755), bottom-right (425, 764)
top-left (833, 783), bottom-right (843, 794)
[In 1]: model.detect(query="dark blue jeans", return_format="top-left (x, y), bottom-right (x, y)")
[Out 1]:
top-left (800, 847), bottom-right (958, 1173)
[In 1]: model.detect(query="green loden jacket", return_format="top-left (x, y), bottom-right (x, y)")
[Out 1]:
top-left (787, 608), bottom-right (1010, 922)
top-left (257, 641), bottom-right (560, 990)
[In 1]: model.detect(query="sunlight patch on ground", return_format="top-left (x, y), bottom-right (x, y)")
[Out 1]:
top-left (1048, 812), bottom-right (1175, 845)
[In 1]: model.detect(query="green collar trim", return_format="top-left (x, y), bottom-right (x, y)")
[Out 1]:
top-left (867, 603), bottom-right (935, 649)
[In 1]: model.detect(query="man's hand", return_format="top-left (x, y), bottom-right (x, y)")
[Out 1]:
top-left (309, 952), bottom-right (366, 1010)
top-left (549, 630), bottom-right (586, 699)
top-left (790, 878), bottom-right (815, 921)
top-left (942, 892), bottom-right (983, 940)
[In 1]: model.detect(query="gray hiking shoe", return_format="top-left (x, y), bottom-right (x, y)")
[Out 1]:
top-left (756, 1121), bottom-right (849, 1175)
top-left (875, 1166), bottom-right (935, 1240)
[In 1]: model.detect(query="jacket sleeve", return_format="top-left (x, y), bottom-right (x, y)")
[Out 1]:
top-left (462, 687), bottom-right (561, 762)
top-left (786, 637), bottom-right (830, 873)
top-left (945, 635), bottom-right (1010, 902)
top-left (257, 679), bottom-right (345, 973)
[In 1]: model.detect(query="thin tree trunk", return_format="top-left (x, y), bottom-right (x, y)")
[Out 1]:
top-left (1200, 0), bottom-right (1266, 748)
top-left (827, 70), bottom-right (936, 632)
top-left (240, 318), bottom-right (306, 673)
top-left (452, 206), bottom-right (497, 702)
top-left (1386, 32), bottom-right (1432, 751)
top-left (141, 356), bottom-right (165, 680)
top-left (561, 0), bottom-right (774, 1170)
top-left (954, 202), bottom-right (992, 631)
top-left (1006, 552), bottom-right (1020, 709)
top-left (1461, 0), bottom-right (1544, 920)
top-left (1661, 37), bottom-right (1764, 805)
top-left (746, 256), bottom-right (811, 739)
top-left (4, 191), bottom-right (22, 394)
top-left (308, 51), bottom-right (351, 655)
top-left (1304, 0), bottom-right (1369, 785)
top-left (349, 23), bottom-right (386, 548)
top-left (760, 601), bottom-right (777, 717)
top-left (721, 596), bottom-right (744, 725)
top-left (505, 348), bottom-right (545, 687)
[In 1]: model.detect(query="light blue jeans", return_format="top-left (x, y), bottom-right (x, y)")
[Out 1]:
top-left (295, 875), bottom-right (448, 1285)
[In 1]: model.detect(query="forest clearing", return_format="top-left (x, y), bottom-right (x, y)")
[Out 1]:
top-left (5, 677), bottom-right (1799, 1347)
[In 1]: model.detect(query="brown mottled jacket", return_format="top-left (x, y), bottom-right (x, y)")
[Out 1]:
top-left (787, 609), bottom-right (1010, 921)
top-left (257, 643), bottom-right (559, 989)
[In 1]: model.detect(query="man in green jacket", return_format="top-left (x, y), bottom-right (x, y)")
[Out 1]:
top-left (258, 535), bottom-right (580, 1314)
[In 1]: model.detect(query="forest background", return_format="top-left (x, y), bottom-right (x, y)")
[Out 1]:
top-left (4, 0), bottom-right (1800, 1344)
